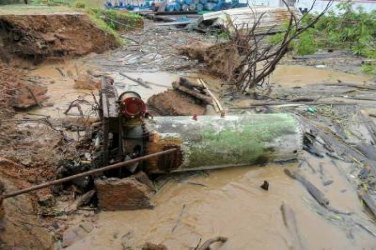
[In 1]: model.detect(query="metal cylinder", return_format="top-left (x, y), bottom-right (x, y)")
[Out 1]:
top-left (144, 114), bottom-right (303, 173)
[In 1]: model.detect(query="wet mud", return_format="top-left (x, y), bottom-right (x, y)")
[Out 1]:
top-left (0, 16), bottom-right (375, 250)
top-left (68, 157), bottom-right (376, 249)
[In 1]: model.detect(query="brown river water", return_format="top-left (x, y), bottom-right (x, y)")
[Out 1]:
top-left (21, 60), bottom-right (376, 249)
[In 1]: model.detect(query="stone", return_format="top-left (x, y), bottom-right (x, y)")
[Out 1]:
top-left (38, 194), bottom-right (56, 207)
top-left (13, 81), bottom-right (49, 109)
top-left (95, 174), bottom-right (155, 211)
top-left (62, 222), bottom-right (94, 248)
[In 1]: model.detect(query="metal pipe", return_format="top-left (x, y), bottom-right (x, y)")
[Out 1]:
top-left (1, 148), bottom-right (177, 200)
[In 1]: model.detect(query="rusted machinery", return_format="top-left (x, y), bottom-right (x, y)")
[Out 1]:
top-left (0, 77), bottom-right (303, 204)
top-left (95, 77), bottom-right (303, 175)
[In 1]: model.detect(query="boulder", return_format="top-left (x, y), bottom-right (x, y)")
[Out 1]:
top-left (95, 172), bottom-right (155, 211)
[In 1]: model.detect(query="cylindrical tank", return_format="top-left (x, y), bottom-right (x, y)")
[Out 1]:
top-left (144, 114), bottom-right (303, 173)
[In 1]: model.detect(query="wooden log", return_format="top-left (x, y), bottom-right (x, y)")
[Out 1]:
top-left (179, 77), bottom-right (206, 91)
top-left (172, 81), bottom-right (213, 104)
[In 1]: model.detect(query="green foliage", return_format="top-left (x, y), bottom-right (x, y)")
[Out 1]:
top-left (294, 28), bottom-right (317, 55)
top-left (90, 8), bottom-right (143, 31)
top-left (268, 32), bottom-right (284, 45)
top-left (314, 4), bottom-right (376, 58)
top-left (269, 2), bottom-right (376, 63)
top-left (362, 64), bottom-right (376, 74)
top-left (86, 10), bottom-right (124, 45)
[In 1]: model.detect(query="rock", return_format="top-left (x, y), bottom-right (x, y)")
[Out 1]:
top-left (13, 81), bottom-right (49, 109)
top-left (62, 222), bottom-right (94, 247)
top-left (73, 74), bottom-right (100, 90)
top-left (38, 194), bottom-right (56, 207)
top-left (95, 174), bottom-right (155, 211)
top-left (121, 231), bottom-right (135, 250)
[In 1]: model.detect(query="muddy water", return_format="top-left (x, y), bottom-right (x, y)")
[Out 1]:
top-left (68, 155), bottom-right (375, 249)
top-left (23, 60), bottom-right (376, 249)
top-left (271, 65), bottom-right (372, 87)
top-left (23, 61), bottom-right (181, 120)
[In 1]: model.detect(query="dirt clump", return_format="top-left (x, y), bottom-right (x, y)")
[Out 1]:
top-left (147, 89), bottom-right (206, 116)
top-left (0, 62), bottom-right (19, 118)
top-left (0, 13), bottom-right (118, 63)
top-left (178, 41), bottom-right (241, 80)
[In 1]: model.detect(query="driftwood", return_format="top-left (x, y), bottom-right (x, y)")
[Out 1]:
top-left (280, 203), bottom-right (305, 250)
top-left (284, 169), bottom-right (329, 207)
top-left (196, 236), bottom-right (228, 250)
top-left (172, 81), bottom-right (213, 104)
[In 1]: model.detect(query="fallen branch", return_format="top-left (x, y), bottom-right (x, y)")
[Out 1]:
top-left (172, 204), bottom-right (186, 233)
top-left (198, 78), bottom-right (225, 117)
top-left (172, 81), bottom-right (213, 104)
top-left (119, 73), bottom-right (169, 88)
top-left (119, 72), bottom-right (150, 88)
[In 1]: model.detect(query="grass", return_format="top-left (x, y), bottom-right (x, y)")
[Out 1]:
top-left (269, 2), bottom-right (376, 74)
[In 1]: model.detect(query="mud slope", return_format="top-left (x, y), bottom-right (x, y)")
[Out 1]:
top-left (0, 13), bottom-right (118, 61)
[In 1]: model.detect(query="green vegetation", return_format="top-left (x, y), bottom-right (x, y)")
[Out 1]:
top-left (90, 8), bottom-right (143, 31)
top-left (31, 0), bottom-right (103, 8)
top-left (270, 2), bottom-right (375, 73)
